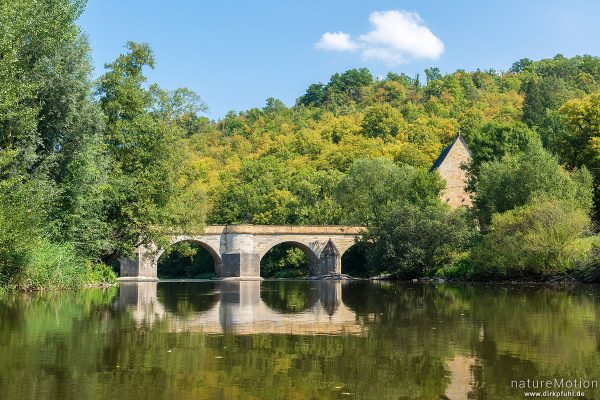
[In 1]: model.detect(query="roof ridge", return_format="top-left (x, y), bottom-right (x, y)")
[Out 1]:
top-left (429, 133), bottom-right (471, 171)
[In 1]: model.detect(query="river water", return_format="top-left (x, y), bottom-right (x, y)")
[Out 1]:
top-left (1, 280), bottom-right (599, 399)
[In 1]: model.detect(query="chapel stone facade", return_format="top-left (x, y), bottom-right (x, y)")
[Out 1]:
top-left (430, 134), bottom-right (473, 208)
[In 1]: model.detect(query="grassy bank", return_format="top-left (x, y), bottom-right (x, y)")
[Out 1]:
top-left (0, 240), bottom-right (117, 294)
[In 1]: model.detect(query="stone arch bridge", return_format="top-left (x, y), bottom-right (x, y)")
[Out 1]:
top-left (119, 225), bottom-right (364, 281)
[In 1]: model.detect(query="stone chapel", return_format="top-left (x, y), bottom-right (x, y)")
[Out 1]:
top-left (430, 134), bottom-right (473, 208)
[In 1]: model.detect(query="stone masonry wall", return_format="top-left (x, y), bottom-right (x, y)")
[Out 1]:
top-left (436, 139), bottom-right (473, 208)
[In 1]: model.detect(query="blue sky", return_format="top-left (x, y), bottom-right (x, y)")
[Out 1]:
top-left (79, 0), bottom-right (600, 119)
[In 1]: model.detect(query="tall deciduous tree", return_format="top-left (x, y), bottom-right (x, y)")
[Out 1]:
top-left (97, 41), bottom-right (206, 257)
top-left (0, 0), bottom-right (108, 256)
top-left (365, 202), bottom-right (473, 278)
top-left (0, 0), bottom-right (114, 284)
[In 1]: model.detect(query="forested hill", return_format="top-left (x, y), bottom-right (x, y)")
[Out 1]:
top-left (1, 0), bottom-right (599, 287)
top-left (198, 56), bottom-right (600, 225)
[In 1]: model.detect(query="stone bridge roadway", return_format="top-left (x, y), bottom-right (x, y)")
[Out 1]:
top-left (119, 225), bottom-right (364, 281)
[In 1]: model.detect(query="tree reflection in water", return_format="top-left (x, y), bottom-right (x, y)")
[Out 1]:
top-left (157, 281), bottom-right (219, 314)
top-left (259, 280), bottom-right (318, 313)
top-left (1, 281), bottom-right (600, 399)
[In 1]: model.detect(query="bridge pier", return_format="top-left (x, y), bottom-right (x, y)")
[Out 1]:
top-left (219, 252), bottom-right (262, 280)
top-left (314, 239), bottom-right (341, 275)
top-left (119, 246), bottom-right (160, 281)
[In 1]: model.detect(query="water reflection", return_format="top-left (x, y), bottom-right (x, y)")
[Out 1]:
top-left (116, 280), bottom-right (165, 324)
top-left (1, 281), bottom-right (600, 400)
top-left (118, 280), bottom-right (361, 335)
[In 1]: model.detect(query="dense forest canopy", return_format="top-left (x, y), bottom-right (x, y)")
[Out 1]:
top-left (1, 0), bottom-right (599, 287)
top-left (197, 56), bottom-right (600, 223)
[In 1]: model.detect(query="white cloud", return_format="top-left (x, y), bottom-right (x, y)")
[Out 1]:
top-left (315, 32), bottom-right (358, 51)
top-left (315, 10), bottom-right (444, 65)
top-left (361, 47), bottom-right (406, 65)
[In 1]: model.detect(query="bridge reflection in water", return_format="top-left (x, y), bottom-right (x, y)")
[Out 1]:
top-left (116, 280), bottom-right (365, 335)
top-left (116, 280), bottom-right (478, 399)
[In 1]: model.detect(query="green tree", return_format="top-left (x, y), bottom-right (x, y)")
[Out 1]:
top-left (211, 156), bottom-right (291, 224)
top-left (321, 68), bottom-right (374, 110)
top-left (297, 83), bottom-right (326, 107)
top-left (334, 158), bottom-right (444, 225)
top-left (46, 36), bottom-right (111, 258)
top-left (509, 58), bottom-right (533, 73)
top-left (557, 92), bottom-right (600, 215)
top-left (97, 42), bottom-right (205, 257)
top-left (471, 199), bottom-right (592, 278)
top-left (465, 121), bottom-right (542, 195)
top-left (261, 244), bottom-right (311, 278)
top-left (0, 0), bottom-right (114, 286)
top-left (474, 142), bottom-right (593, 226)
top-left (361, 103), bottom-right (407, 140)
top-left (467, 121), bottom-right (541, 171)
top-left (0, 152), bottom-right (48, 283)
top-left (364, 203), bottom-right (474, 278)
top-left (374, 80), bottom-right (407, 106)
top-left (151, 86), bottom-right (208, 131)
top-left (520, 55), bottom-right (600, 127)
top-left (0, 0), bottom-right (84, 162)
top-left (327, 68), bottom-right (374, 102)
top-left (522, 75), bottom-right (573, 127)
top-left (157, 242), bottom-right (215, 279)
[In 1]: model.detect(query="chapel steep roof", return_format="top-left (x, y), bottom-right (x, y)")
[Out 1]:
top-left (429, 133), bottom-right (472, 172)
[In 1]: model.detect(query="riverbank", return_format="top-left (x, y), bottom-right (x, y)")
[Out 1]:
top-left (28, 257), bottom-right (595, 291)
top-left (1, 281), bottom-right (119, 295)
top-left (155, 273), bottom-right (600, 284)
top-left (371, 275), bottom-right (598, 285)
top-left (0, 255), bottom-right (118, 294)
top-left (156, 274), bottom-right (593, 285)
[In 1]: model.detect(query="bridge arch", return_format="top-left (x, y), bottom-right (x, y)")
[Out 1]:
top-left (340, 241), bottom-right (370, 277)
top-left (259, 240), bottom-right (320, 277)
top-left (156, 237), bottom-right (223, 277)
top-left (259, 240), bottom-right (320, 265)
